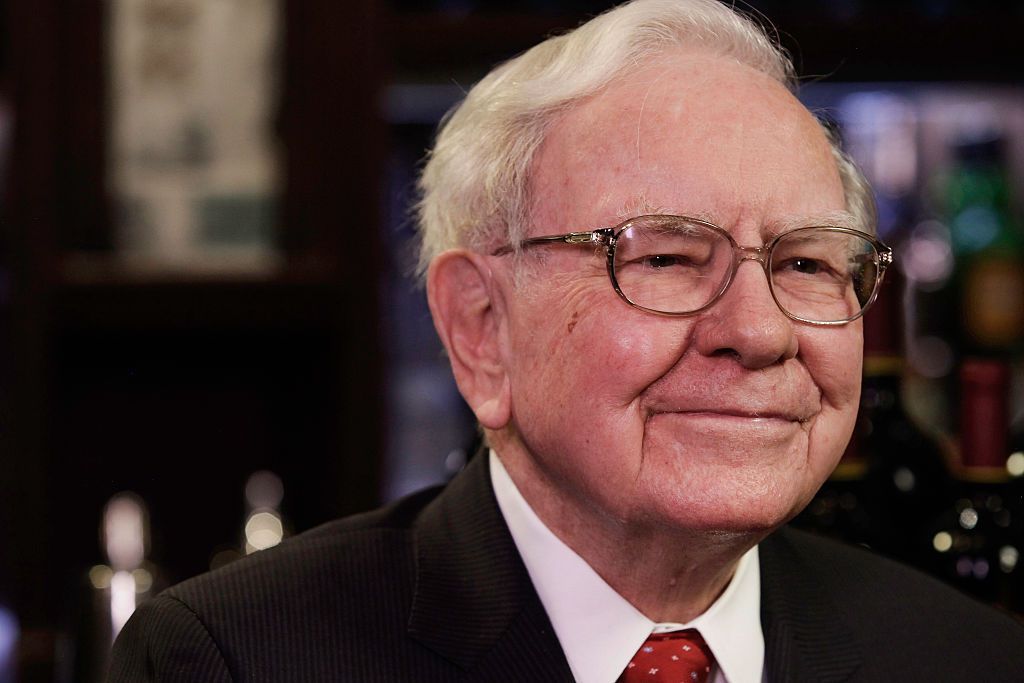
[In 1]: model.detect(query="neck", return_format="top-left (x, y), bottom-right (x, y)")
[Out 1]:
top-left (580, 522), bottom-right (753, 623)
top-left (491, 437), bottom-right (763, 623)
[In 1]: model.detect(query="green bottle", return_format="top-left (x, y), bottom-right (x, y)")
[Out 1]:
top-left (946, 133), bottom-right (1024, 355)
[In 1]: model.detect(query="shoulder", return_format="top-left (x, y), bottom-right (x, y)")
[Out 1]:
top-left (167, 483), bottom-right (444, 625)
top-left (762, 527), bottom-right (1024, 674)
top-left (110, 485), bottom-right (447, 681)
top-left (764, 526), bottom-right (1002, 616)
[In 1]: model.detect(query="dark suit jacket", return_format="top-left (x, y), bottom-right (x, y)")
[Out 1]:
top-left (109, 454), bottom-right (1024, 682)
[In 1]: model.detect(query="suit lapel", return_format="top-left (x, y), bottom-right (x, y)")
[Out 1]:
top-left (759, 529), bottom-right (863, 683)
top-left (408, 453), bottom-right (574, 680)
top-left (411, 455), bottom-right (866, 682)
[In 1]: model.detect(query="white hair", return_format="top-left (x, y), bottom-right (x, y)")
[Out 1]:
top-left (416, 0), bottom-right (875, 278)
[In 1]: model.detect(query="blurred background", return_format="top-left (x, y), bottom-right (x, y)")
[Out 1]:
top-left (0, 0), bottom-right (1022, 680)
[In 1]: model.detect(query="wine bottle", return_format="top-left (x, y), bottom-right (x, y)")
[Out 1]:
top-left (857, 267), bottom-right (953, 568)
top-left (946, 131), bottom-right (1024, 356)
top-left (927, 359), bottom-right (1020, 607)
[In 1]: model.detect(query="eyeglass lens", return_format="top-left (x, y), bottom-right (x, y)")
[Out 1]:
top-left (612, 217), bottom-right (880, 323)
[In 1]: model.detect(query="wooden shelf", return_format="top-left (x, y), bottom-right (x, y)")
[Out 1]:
top-left (389, 11), bottom-right (581, 74)
top-left (776, 11), bottom-right (1021, 82)
top-left (55, 279), bottom-right (340, 338)
top-left (56, 251), bottom-right (338, 289)
top-left (388, 9), bottom-right (1023, 82)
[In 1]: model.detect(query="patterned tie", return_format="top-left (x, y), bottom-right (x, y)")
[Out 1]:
top-left (620, 630), bottom-right (715, 683)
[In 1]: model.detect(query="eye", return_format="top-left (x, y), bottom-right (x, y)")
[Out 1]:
top-left (774, 255), bottom-right (848, 286)
top-left (644, 254), bottom-right (689, 269)
top-left (787, 257), bottom-right (823, 275)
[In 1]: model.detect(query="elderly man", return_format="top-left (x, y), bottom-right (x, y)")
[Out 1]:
top-left (110, 1), bottom-right (1024, 681)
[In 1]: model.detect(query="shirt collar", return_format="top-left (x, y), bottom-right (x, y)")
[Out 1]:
top-left (489, 450), bottom-right (764, 683)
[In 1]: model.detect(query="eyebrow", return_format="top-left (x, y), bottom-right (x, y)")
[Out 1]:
top-left (767, 211), bottom-right (860, 238)
top-left (613, 195), bottom-right (666, 221)
top-left (612, 196), bottom-right (718, 226)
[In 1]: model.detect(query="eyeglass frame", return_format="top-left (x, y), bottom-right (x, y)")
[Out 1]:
top-left (492, 214), bottom-right (894, 326)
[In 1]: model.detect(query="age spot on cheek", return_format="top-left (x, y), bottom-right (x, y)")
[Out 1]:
top-left (567, 310), bottom-right (580, 334)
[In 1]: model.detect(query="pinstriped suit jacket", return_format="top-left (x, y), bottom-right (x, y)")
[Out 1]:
top-left (109, 454), bottom-right (1024, 682)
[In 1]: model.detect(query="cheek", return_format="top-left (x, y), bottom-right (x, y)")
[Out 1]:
top-left (799, 325), bottom-right (863, 477)
top-left (602, 323), bottom-right (661, 372)
top-left (571, 310), bottom-right (692, 404)
top-left (512, 274), bottom-right (684, 385)
top-left (800, 325), bottom-right (863, 411)
top-left (506, 295), bottom-right (694, 448)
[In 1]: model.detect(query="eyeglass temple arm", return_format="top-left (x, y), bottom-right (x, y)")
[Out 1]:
top-left (493, 229), bottom-right (615, 255)
top-left (526, 230), bottom-right (611, 246)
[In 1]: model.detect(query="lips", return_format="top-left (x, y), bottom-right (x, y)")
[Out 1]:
top-left (644, 392), bottom-right (820, 425)
top-left (670, 408), bottom-right (814, 423)
top-left (642, 362), bottom-right (822, 426)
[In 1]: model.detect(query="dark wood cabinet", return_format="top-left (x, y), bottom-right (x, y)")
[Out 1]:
top-left (1, 3), bottom-right (384, 679)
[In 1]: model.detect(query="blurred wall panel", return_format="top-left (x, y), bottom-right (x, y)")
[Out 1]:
top-left (2, 1), bottom-right (384, 681)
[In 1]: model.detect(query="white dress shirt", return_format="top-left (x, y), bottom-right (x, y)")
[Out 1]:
top-left (489, 450), bottom-right (765, 683)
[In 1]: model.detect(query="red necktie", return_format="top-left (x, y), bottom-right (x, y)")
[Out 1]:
top-left (620, 630), bottom-right (715, 683)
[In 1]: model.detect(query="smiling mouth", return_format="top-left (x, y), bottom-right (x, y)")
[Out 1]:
top-left (654, 409), bottom-right (813, 424)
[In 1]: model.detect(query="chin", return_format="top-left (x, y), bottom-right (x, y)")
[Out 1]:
top-left (643, 478), bottom-right (811, 536)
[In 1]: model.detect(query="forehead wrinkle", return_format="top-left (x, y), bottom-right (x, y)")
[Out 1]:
top-left (633, 68), bottom-right (672, 166)
top-left (702, 88), bottom-right (851, 243)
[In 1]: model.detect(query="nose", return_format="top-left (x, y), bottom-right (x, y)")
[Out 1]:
top-left (691, 259), bottom-right (798, 369)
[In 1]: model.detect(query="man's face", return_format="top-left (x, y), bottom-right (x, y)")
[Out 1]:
top-left (495, 51), bottom-right (862, 535)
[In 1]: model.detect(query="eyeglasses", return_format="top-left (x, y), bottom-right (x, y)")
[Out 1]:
top-left (494, 214), bottom-right (893, 325)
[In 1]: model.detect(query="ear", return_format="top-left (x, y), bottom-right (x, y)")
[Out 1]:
top-left (426, 250), bottom-right (512, 430)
